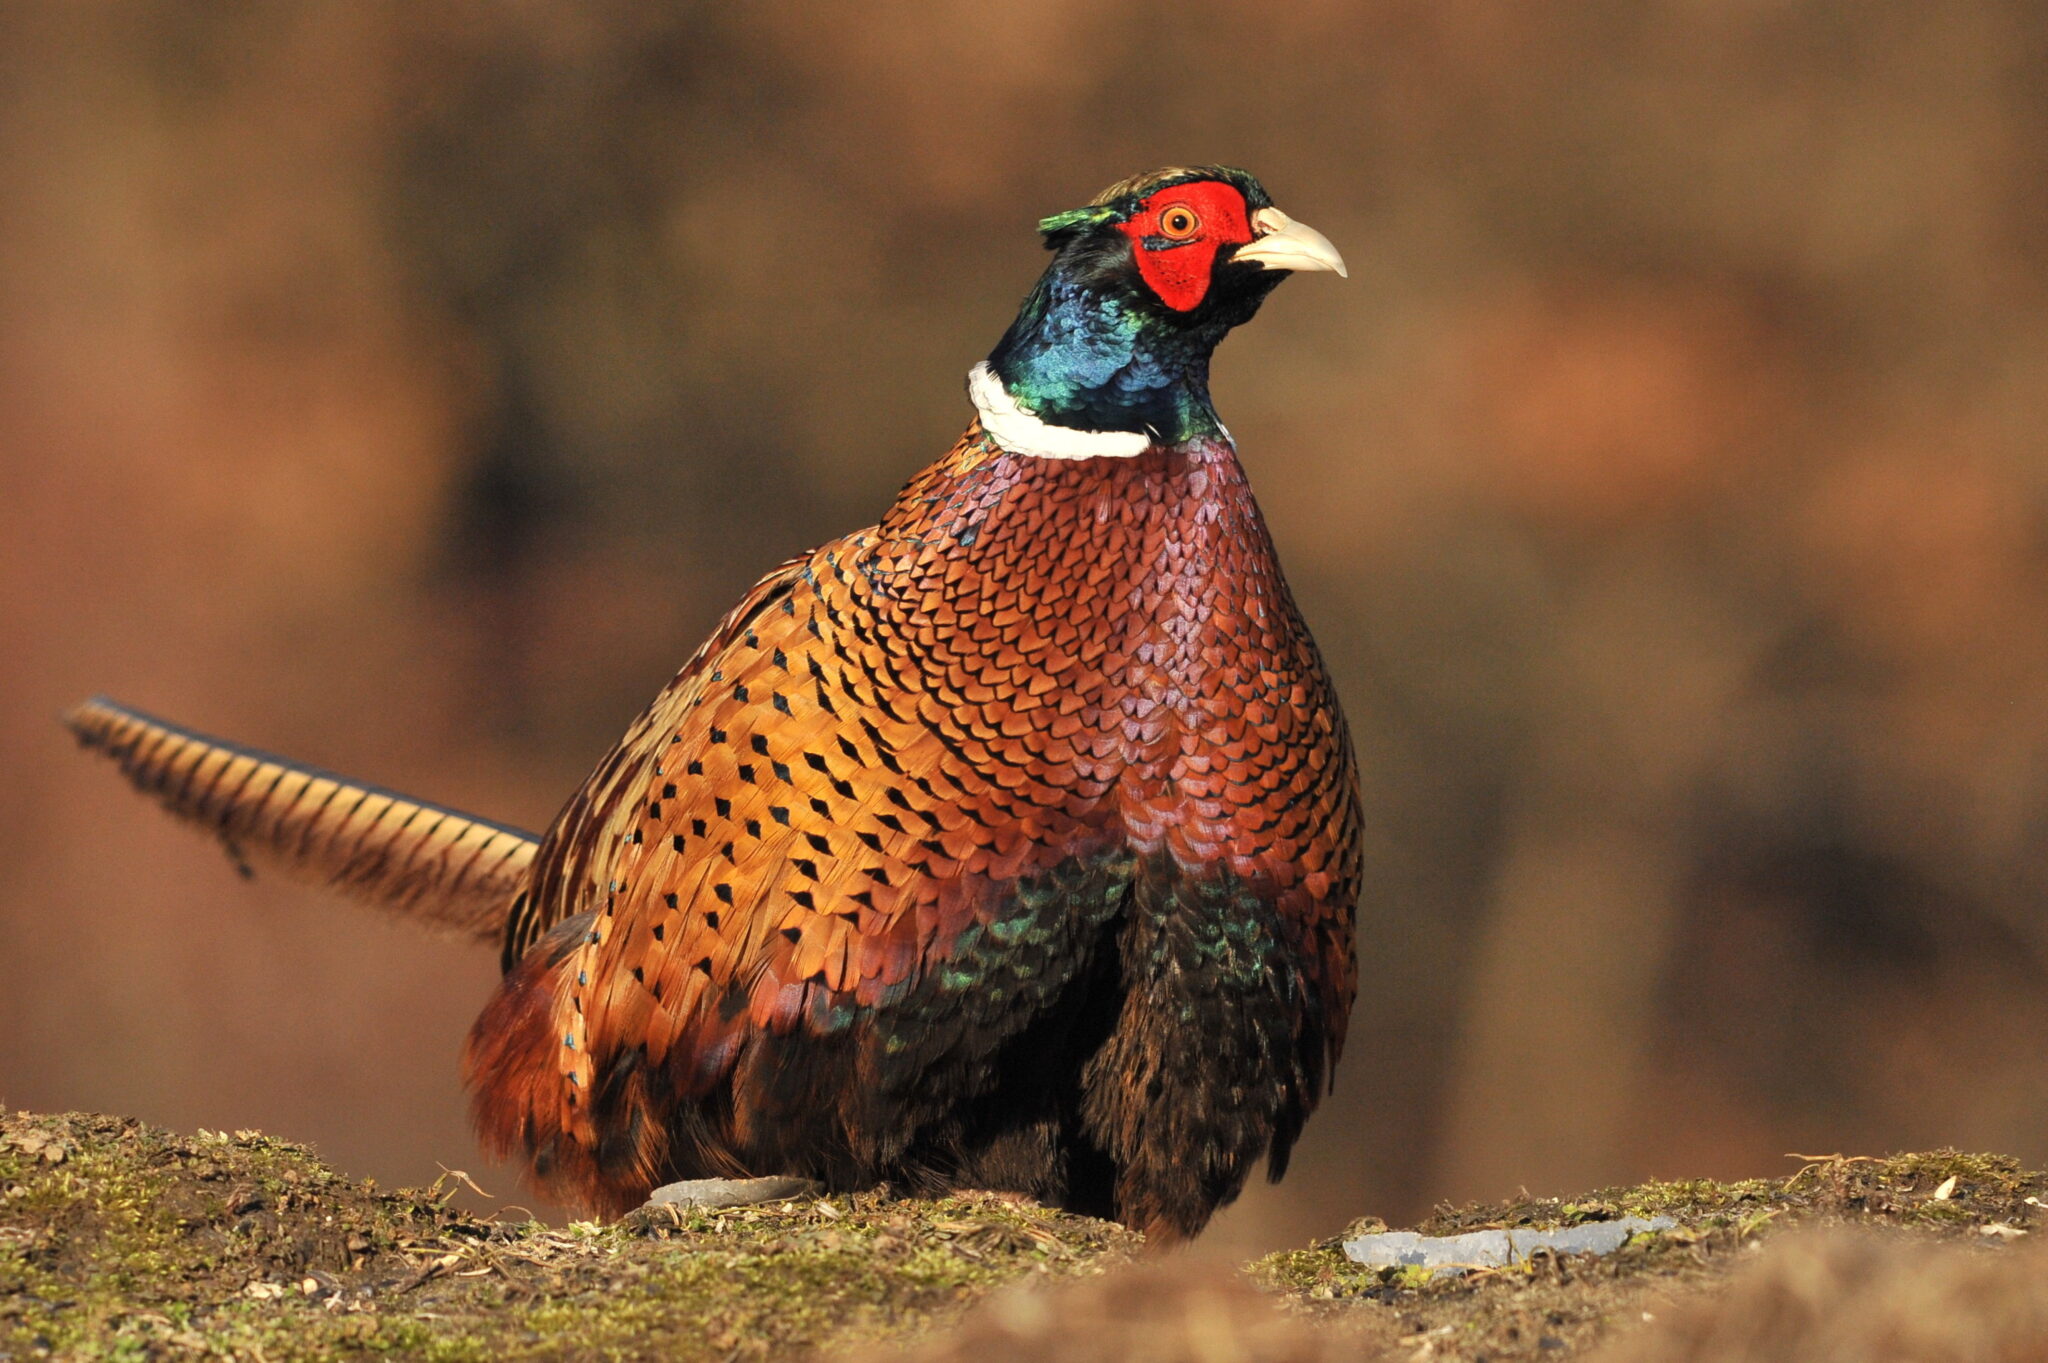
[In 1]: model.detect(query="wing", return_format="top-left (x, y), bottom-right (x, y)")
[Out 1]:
top-left (497, 551), bottom-right (819, 969)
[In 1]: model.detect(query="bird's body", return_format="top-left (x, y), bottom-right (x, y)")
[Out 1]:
top-left (70, 166), bottom-right (1357, 1241)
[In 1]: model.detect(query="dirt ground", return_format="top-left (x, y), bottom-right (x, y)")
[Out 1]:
top-left (2, 1107), bottom-right (2043, 1361)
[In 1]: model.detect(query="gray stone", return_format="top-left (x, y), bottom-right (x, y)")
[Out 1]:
top-left (642, 1176), bottom-right (822, 1211)
top-left (1343, 1216), bottom-right (1676, 1275)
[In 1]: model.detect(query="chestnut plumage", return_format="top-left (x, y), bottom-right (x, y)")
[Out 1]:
top-left (68, 166), bottom-right (1358, 1241)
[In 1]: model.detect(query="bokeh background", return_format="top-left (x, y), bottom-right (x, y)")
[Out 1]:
top-left (6, 1), bottom-right (2048, 1258)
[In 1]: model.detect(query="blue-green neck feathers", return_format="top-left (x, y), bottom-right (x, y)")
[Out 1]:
top-left (985, 272), bottom-right (1230, 444)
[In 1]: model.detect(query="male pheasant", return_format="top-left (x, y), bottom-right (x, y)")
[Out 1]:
top-left (68, 166), bottom-right (1357, 1242)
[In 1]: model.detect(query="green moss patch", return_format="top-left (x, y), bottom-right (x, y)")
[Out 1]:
top-left (0, 1109), bottom-right (1134, 1361)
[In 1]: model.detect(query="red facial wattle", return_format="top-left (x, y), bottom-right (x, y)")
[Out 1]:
top-left (1116, 180), bottom-right (1254, 312)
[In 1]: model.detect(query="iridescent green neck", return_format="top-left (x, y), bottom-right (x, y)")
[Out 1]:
top-left (984, 270), bottom-right (1231, 445)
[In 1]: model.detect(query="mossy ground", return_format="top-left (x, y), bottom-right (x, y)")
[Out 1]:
top-left (0, 1109), bottom-right (1134, 1361)
top-left (3, 1107), bottom-right (2040, 1361)
top-left (1252, 1148), bottom-right (2047, 1360)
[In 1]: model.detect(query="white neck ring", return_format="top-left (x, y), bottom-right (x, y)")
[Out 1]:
top-left (967, 362), bottom-right (1153, 461)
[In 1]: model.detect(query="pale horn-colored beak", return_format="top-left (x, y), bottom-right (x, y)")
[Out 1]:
top-left (1234, 206), bottom-right (1348, 278)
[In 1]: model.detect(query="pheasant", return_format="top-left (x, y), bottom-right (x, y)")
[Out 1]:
top-left (67, 165), bottom-right (1357, 1242)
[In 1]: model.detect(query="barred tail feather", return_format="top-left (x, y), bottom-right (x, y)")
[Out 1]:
top-left (64, 696), bottom-right (537, 942)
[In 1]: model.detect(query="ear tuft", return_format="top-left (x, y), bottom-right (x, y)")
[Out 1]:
top-left (1037, 204), bottom-right (1118, 247)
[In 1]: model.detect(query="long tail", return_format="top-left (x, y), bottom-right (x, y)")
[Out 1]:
top-left (64, 696), bottom-right (539, 943)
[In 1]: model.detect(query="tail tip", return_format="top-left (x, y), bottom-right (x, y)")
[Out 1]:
top-left (62, 695), bottom-right (122, 748)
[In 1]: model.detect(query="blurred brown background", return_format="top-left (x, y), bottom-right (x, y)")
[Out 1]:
top-left (5, 2), bottom-right (2048, 1258)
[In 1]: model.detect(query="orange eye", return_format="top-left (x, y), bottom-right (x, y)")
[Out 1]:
top-left (1158, 204), bottom-right (1200, 240)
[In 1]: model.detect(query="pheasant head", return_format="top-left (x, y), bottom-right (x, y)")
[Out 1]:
top-left (977, 165), bottom-right (1346, 458)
